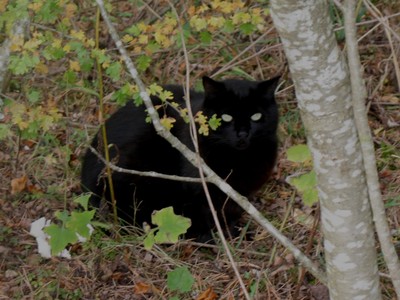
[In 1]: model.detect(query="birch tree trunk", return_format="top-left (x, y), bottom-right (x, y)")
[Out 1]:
top-left (270, 1), bottom-right (381, 299)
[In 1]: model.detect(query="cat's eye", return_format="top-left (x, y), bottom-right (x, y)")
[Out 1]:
top-left (221, 114), bottom-right (233, 122)
top-left (251, 113), bottom-right (262, 121)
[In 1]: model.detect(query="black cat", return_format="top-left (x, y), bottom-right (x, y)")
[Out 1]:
top-left (81, 76), bottom-right (279, 241)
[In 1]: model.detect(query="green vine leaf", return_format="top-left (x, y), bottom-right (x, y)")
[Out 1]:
top-left (167, 266), bottom-right (195, 293)
top-left (143, 207), bottom-right (191, 250)
top-left (287, 144), bottom-right (312, 163)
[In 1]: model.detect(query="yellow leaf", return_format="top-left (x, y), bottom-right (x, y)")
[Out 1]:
top-left (133, 46), bottom-right (142, 54)
top-left (220, 3), bottom-right (234, 14)
top-left (69, 60), bottom-right (81, 71)
top-left (65, 3), bottom-right (77, 19)
top-left (160, 116), bottom-right (176, 131)
top-left (52, 38), bottom-right (62, 49)
top-left (0, 0), bottom-right (8, 12)
top-left (70, 30), bottom-right (86, 41)
top-left (154, 32), bottom-right (170, 48)
top-left (232, 12), bottom-right (251, 25)
top-left (198, 4), bottom-right (210, 13)
top-left (63, 44), bottom-right (71, 53)
top-left (190, 16), bottom-right (207, 32)
top-left (62, 18), bottom-right (71, 27)
top-left (28, 2), bottom-right (42, 12)
top-left (10, 35), bottom-right (24, 51)
top-left (208, 16), bottom-right (225, 29)
top-left (85, 38), bottom-right (95, 48)
top-left (187, 5), bottom-right (196, 16)
top-left (137, 22), bottom-right (148, 32)
top-left (35, 62), bottom-right (49, 74)
top-left (138, 34), bottom-right (148, 44)
top-left (122, 34), bottom-right (133, 43)
top-left (24, 39), bottom-right (42, 51)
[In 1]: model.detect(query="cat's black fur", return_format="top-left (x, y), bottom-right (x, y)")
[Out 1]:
top-left (81, 76), bottom-right (280, 241)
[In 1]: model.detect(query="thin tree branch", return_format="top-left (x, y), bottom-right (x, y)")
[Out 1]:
top-left (167, 2), bottom-right (251, 299)
top-left (88, 146), bottom-right (204, 183)
top-left (344, 0), bottom-right (400, 295)
top-left (95, 0), bottom-right (327, 284)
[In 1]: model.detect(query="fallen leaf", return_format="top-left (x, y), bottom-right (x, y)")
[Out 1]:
top-left (134, 281), bottom-right (151, 294)
top-left (27, 184), bottom-right (43, 194)
top-left (11, 175), bottom-right (27, 194)
top-left (197, 287), bottom-right (218, 300)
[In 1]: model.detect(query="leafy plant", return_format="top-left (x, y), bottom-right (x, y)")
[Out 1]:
top-left (143, 207), bottom-right (191, 250)
top-left (286, 144), bottom-right (319, 206)
top-left (43, 194), bottom-right (95, 256)
top-left (167, 266), bottom-right (195, 296)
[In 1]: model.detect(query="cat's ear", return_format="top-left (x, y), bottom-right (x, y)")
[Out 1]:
top-left (257, 76), bottom-right (281, 95)
top-left (202, 76), bottom-right (225, 95)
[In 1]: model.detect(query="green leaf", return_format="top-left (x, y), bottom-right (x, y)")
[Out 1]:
top-left (136, 55), bottom-right (152, 72)
top-left (287, 144), bottom-right (312, 163)
top-left (0, 124), bottom-right (11, 140)
top-left (151, 207), bottom-right (191, 244)
top-left (200, 31), bottom-right (212, 44)
top-left (106, 62), bottom-right (122, 81)
top-left (143, 228), bottom-right (158, 250)
top-left (63, 70), bottom-right (77, 85)
top-left (167, 266), bottom-right (194, 293)
top-left (9, 54), bottom-right (40, 75)
top-left (27, 90), bottom-right (41, 104)
top-left (223, 20), bottom-right (235, 33)
top-left (34, 0), bottom-right (62, 24)
top-left (67, 210), bottom-right (95, 238)
top-left (73, 194), bottom-right (92, 211)
top-left (55, 210), bottom-right (71, 224)
top-left (302, 188), bottom-right (319, 206)
top-left (239, 23), bottom-right (256, 35)
top-left (126, 24), bottom-right (141, 36)
top-left (133, 92), bottom-right (144, 107)
top-left (288, 171), bottom-right (319, 206)
top-left (44, 224), bottom-right (77, 255)
top-left (208, 114), bottom-right (221, 130)
top-left (143, 207), bottom-right (191, 250)
top-left (290, 171), bottom-right (317, 193)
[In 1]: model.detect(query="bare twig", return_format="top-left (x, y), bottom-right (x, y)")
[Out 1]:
top-left (363, 0), bottom-right (400, 42)
top-left (167, 2), bottom-right (251, 299)
top-left (344, 0), bottom-right (400, 295)
top-left (89, 145), bottom-right (203, 183)
top-left (212, 27), bottom-right (277, 78)
top-left (363, 0), bottom-right (400, 92)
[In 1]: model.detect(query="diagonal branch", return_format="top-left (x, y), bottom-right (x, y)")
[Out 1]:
top-left (95, 0), bottom-right (327, 284)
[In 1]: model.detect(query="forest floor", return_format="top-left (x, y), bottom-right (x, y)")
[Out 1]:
top-left (0, 1), bottom-right (400, 299)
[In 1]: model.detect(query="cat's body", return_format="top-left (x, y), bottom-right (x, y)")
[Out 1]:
top-left (81, 77), bottom-right (279, 241)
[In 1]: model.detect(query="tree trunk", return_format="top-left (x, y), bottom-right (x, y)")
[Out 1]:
top-left (270, 1), bottom-right (381, 299)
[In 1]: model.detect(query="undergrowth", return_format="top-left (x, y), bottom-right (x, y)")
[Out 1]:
top-left (0, 0), bottom-right (399, 299)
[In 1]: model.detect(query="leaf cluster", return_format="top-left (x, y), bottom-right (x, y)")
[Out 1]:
top-left (286, 144), bottom-right (318, 206)
top-left (44, 194), bottom-right (95, 255)
top-left (143, 206), bottom-right (191, 250)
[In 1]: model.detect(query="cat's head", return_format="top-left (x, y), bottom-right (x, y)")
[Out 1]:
top-left (201, 76), bottom-right (280, 151)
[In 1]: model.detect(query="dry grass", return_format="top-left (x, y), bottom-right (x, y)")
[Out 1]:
top-left (1, 1), bottom-right (400, 299)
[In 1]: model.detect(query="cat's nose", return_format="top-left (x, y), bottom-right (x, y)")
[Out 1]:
top-left (237, 131), bottom-right (248, 139)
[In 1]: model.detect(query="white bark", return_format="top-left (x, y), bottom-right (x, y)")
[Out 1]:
top-left (0, 18), bottom-right (28, 93)
top-left (270, 1), bottom-right (381, 299)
